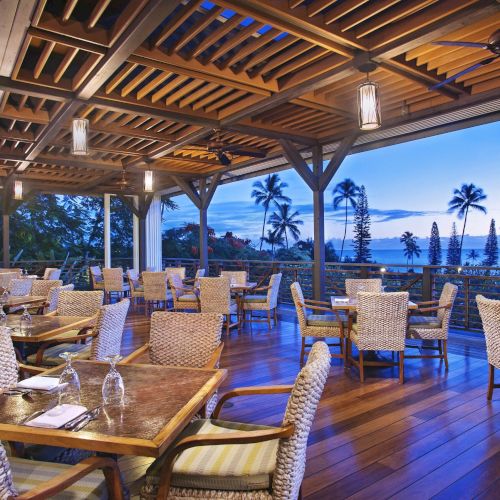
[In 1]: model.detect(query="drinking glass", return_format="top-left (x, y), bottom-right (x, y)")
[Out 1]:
top-left (20, 306), bottom-right (32, 334)
top-left (0, 290), bottom-right (9, 305)
top-left (0, 306), bottom-right (6, 328)
top-left (58, 352), bottom-right (81, 405)
top-left (102, 355), bottom-right (124, 405)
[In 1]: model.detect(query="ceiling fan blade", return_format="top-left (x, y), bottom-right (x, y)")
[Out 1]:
top-left (217, 152), bottom-right (231, 166)
top-left (429, 56), bottom-right (498, 90)
top-left (432, 41), bottom-right (489, 49)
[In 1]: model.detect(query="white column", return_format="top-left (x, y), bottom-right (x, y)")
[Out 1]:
top-left (132, 195), bottom-right (139, 271)
top-left (145, 194), bottom-right (162, 271)
top-left (103, 193), bottom-right (111, 268)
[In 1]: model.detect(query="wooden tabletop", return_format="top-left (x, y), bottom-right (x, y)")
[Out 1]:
top-left (2, 295), bottom-right (46, 308)
top-left (230, 282), bottom-right (257, 292)
top-left (0, 361), bottom-right (227, 457)
top-left (330, 296), bottom-right (418, 310)
top-left (7, 315), bottom-right (92, 343)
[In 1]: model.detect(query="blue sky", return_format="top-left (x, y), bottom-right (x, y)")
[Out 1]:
top-left (164, 121), bottom-right (500, 246)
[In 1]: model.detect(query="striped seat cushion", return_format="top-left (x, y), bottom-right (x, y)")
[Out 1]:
top-left (178, 294), bottom-right (198, 302)
top-left (409, 315), bottom-right (442, 329)
top-left (243, 295), bottom-right (267, 303)
top-left (10, 457), bottom-right (106, 499)
top-left (307, 313), bottom-right (344, 328)
top-left (144, 419), bottom-right (278, 492)
top-left (26, 343), bottom-right (91, 366)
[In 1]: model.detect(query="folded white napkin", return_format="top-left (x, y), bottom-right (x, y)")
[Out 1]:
top-left (17, 376), bottom-right (61, 391)
top-left (25, 404), bottom-right (87, 429)
top-left (334, 298), bottom-right (350, 303)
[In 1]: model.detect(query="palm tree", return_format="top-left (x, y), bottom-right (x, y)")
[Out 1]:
top-left (400, 231), bottom-right (421, 266)
top-left (332, 178), bottom-right (359, 261)
top-left (160, 195), bottom-right (179, 222)
top-left (467, 249), bottom-right (480, 265)
top-left (251, 174), bottom-right (291, 250)
top-left (262, 229), bottom-right (284, 258)
top-left (269, 203), bottom-right (303, 249)
top-left (448, 183), bottom-right (487, 262)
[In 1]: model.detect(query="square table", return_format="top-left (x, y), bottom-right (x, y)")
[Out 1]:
top-left (330, 296), bottom-right (418, 311)
top-left (2, 295), bottom-right (46, 313)
top-left (6, 315), bottom-right (92, 343)
top-left (0, 361), bottom-right (227, 457)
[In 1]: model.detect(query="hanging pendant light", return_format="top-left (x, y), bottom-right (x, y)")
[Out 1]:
top-left (357, 75), bottom-right (381, 130)
top-left (72, 118), bottom-right (89, 155)
top-left (13, 180), bottom-right (23, 200)
top-left (144, 170), bottom-right (154, 192)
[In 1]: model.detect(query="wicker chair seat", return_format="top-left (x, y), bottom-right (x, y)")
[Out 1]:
top-left (178, 293), bottom-right (198, 302)
top-left (142, 419), bottom-right (278, 495)
top-left (26, 342), bottom-right (90, 366)
top-left (307, 313), bottom-right (347, 328)
top-left (243, 295), bottom-right (267, 303)
top-left (9, 457), bottom-right (106, 499)
top-left (408, 316), bottom-right (442, 329)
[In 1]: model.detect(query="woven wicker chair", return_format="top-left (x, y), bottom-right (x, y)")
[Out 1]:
top-left (242, 273), bottom-right (282, 329)
top-left (184, 268), bottom-right (206, 287)
top-left (346, 292), bottom-right (408, 384)
top-left (30, 279), bottom-right (63, 298)
top-left (406, 283), bottom-right (458, 370)
top-left (221, 270), bottom-right (247, 285)
top-left (169, 275), bottom-right (199, 312)
top-left (165, 267), bottom-right (186, 281)
top-left (102, 267), bottom-right (130, 303)
top-left (89, 265), bottom-right (105, 291)
top-left (46, 284), bottom-right (75, 313)
top-left (42, 267), bottom-right (61, 280)
top-left (199, 277), bottom-right (238, 336)
top-left (28, 299), bottom-right (129, 366)
top-left (291, 282), bottom-right (345, 365)
top-left (139, 341), bottom-right (330, 500)
top-left (143, 271), bottom-right (172, 315)
top-left (127, 269), bottom-right (144, 311)
top-left (0, 272), bottom-right (18, 291)
top-left (8, 278), bottom-right (34, 296)
top-left (477, 295), bottom-right (500, 400)
top-left (345, 278), bottom-right (382, 297)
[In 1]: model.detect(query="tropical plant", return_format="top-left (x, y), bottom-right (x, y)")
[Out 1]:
top-left (160, 196), bottom-right (179, 222)
top-left (352, 185), bottom-right (371, 263)
top-left (332, 178), bottom-right (359, 262)
top-left (269, 203), bottom-right (303, 249)
top-left (428, 221), bottom-right (442, 266)
top-left (483, 218), bottom-right (498, 266)
top-left (466, 249), bottom-right (480, 265)
top-left (448, 183), bottom-right (487, 262)
top-left (400, 231), bottom-right (421, 266)
top-left (447, 222), bottom-right (461, 266)
top-left (262, 229), bottom-right (284, 258)
top-left (251, 174), bottom-right (291, 251)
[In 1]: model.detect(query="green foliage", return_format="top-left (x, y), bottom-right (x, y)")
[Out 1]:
top-left (274, 246), bottom-right (310, 261)
top-left (332, 178), bottom-right (359, 261)
top-left (400, 231), bottom-right (421, 266)
top-left (269, 203), bottom-right (303, 249)
top-left (428, 221), bottom-right (442, 266)
top-left (447, 222), bottom-right (461, 266)
top-left (352, 185), bottom-right (372, 263)
top-left (483, 218), bottom-right (498, 266)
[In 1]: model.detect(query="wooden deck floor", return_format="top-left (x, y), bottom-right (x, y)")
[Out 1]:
top-left (119, 311), bottom-right (499, 499)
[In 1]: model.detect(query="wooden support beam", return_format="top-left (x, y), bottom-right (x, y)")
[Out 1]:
top-left (279, 139), bottom-right (317, 191)
top-left (202, 172), bottom-right (222, 208)
top-left (171, 176), bottom-right (201, 209)
top-left (117, 195), bottom-right (141, 218)
top-left (2, 214), bottom-right (9, 268)
top-left (312, 144), bottom-right (325, 300)
top-left (319, 134), bottom-right (357, 191)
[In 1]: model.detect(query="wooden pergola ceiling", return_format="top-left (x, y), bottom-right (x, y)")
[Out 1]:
top-left (0, 0), bottom-right (498, 198)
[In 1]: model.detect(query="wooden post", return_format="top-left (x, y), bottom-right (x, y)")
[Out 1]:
top-left (132, 195), bottom-right (139, 271)
top-left (138, 217), bottom-right (146, 272)
top-left (422, 266), bottom-right (433, 302)
top-left (103, 193), bottom-right (111, 268)
top-left (312, 145), bottom-right (325, 301)
top-left (2, 214), bottom-right (9, 268)
top-left (200, 206), bottom-right (208, 270)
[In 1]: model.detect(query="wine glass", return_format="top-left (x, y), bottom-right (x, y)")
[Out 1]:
top-left (102, 355), bottom-right (124, 406)
top-left (0, 290), bottom-right (9, 305)
top-left (58, 352), bottom-right (81, 405)
top-left (20, 306), bottom-right (32, 334)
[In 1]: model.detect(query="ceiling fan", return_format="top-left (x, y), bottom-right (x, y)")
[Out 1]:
top-left (429, 29), bottom-right (500, 90)
top-left (115, 165), bottom-right (131, 191)
top-left (190, 129), bottom-right (266, 166)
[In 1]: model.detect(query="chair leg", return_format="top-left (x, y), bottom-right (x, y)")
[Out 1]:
top-left (488, 363), bottom-right (495, 400)
top-left (359, 350), bottom-right (364, 383)
top-left (300, 337), bottom-right (305, 366)
top-left (438, 339), bottom-right (443, 355)
top-left (443, 339), bottom-right (449, 371)
top-left (267, 310), bottom-right (271, 329)
top-left (399, 351), bottom-right (405, 384)
top-left (274, 307), bottom-right (278, 325)
top-left (226, 315), bottom-right (230, 336)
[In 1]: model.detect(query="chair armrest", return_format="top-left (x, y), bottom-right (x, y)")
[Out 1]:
top-left (156, 424), bottom-right (294, 499)
top-left (15, 456), bottom-right (123, 500)
top-left (205, 342), bottom-right (224, 370)
top-left (18, 363), bottom-right (48, 377)
top-left (119, 344), bottom-right (150, 364)
top-left (213, 385), bottom-right (293, 418)
top-left (44, 311), bottom-right (57, 317)
top-left (304, 298), bottom-right (331, 306)
top-left (413, 304), bottom-right (451, 313)
top-left (252, 285), bottom-right (272, 292)
top-left (415, 300), bottom-right (439, 306)
top-left (299, 302), bottom-right (332, 313)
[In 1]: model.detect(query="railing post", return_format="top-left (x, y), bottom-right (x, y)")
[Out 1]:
top-left (359, 266), bottom-right (369, 278)
top-left (422, 266), bottom-right (433, 302)
top-left (464, 276), bottom-right (470, 329)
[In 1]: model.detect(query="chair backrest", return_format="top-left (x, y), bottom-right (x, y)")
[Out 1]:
top-left (165, 267), bottom-right (186, 281)
top-left (0, 443), bottom-right (16, 498)
top-left (43, 268), bottom-right (61, 280)
top-left (477, 295), bottom-right (500, 367)
top-left (8, 278), bottom-right (34, 296)
top-left (438, 282), bottom-right (458, 330)
top-left (199, 277), bottom-right (231, 314)
top-left (168, 274), bottom-right (185, 299)
top-left (267, 273), bottom-right (282, 308)
top-left (221, 270), bottom-right (247, 285)
top-left (126, 269), bottom-right (140, 292)
top-left (90, 299), bottom-right (130, 361)
top-left (356, 292), bottom-right (408, 351)
top-left (273, 341), bottom-right (330, 499)
top-left (46, 284), bottom-right (75, 313)
top-left (56, 290), bottom-right (104, 317)
top-left (102, 267), bottom-right (125, 292)
top-left (345, 278), bottom-right (382, 298)
top-left (150, 311), bottom-right (223, 368)
top-left (0, 272), bottom-right (19, 290)
top-left (89, 265), bottom-right (103, 287)
top-left (194, 268), bottom-right (205, 287)
top-left (290, 282), bottom-right (307, 334)
top-left (142, 272), bottom-right (168, 301)
top-left (0, 326), bottom-right (19, 390)
top-left (30, 279), bottom-right (63, 298)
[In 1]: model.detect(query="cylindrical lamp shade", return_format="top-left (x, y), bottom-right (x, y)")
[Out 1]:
top-left (72, 118), bottom-right (89, 155)
top-left (357, 80), bottom-right (381, 130)
top-left (144, 170), bottom-right (154, 192)
top-left (14, 180), bottom-right (22, 200)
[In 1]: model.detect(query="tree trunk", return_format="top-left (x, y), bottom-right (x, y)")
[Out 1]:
top-left (340, 199), bottom-right (348, 262)
top-left (285, 230), bottom-right (288, 249)
top-left (459, 207), bottom-right (469, 264)
top-left (259, 206), bottom-right (268, 251)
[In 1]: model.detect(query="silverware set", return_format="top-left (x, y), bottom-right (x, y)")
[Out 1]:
top-left (20, 405), bottom-right (102, 431)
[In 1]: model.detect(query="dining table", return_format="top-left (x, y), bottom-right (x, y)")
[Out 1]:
top-left (1, 295), bottom-right (46, 313)
top-left (0, 360), bottom-right (227, 457)
top-left (330, 296), bottom-right (418, 311)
